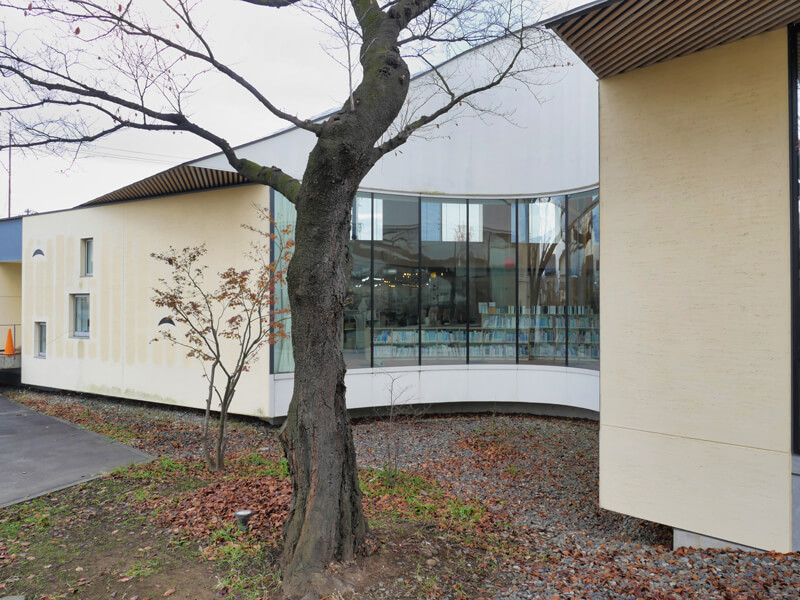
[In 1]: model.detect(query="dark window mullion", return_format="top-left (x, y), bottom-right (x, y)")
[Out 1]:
top-left (466, 198), bottom-right (471, 364)
top-left (789, 25), bottom-right (799, 454)
top-left (515, 198), bottom-right (520, 365)
top-left (269, 188), bottom-right (275, 375)
top-left (370, 192), bottom-right (375, 369)
top-left (565, 194), bottom-right (570, 368)
top-left (418, 195), bottom-right (422, 366)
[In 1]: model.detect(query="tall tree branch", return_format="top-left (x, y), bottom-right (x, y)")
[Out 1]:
top-left (0, 0), bottom-right (322, 134)
top-left (371, 31), bottom-right (529, 161)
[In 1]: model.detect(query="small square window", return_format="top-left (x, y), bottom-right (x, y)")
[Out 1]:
top-left (35, 322), bottom-right (46, 357)
top-left (72, 294), bottom-right (90, 338)
top-left (81, 238), bottom-right (93, 276)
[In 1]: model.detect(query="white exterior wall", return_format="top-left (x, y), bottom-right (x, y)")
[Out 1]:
top-left (272, 364), bottom-right (599, 419)
top-left (194, 45), bottom-right (599, 198)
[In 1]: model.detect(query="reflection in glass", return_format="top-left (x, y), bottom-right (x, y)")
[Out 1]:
top-left (372, 194), bottom-right (420, 366)
top-left (517, 197), bottom-right (566, 365)
top-left (421, 198), bottom-right (467, 364)
top-left (273, 189), bottom-right (599, 374)
top-left (470, 199), bottom-right (516, 363)
top-left (273, 192), bottom-right (297, 373)
top-left (344, 193), bottom-right (373, 369)
top-left (567, 190), bottom-right (600, 369)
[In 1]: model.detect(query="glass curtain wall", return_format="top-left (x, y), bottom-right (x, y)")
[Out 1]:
top-left (372, 194), bottom-right (420, 367)
top-left (273, 191), bottom-right (374, 372)
top-left (273, 191), bottom-right (296, 374)
top-left (273, 189), bottom-right (599, 373)
top-left (344, 194), bottom-right (373, 369)
top-left (421, 198), bottom-right (468, 363)
top-left (567, 190), bottom-right (600, 368)
top-left (470, 199), bottom-right (516, 363)
top-left (517, 196), bottom-right (567, 365)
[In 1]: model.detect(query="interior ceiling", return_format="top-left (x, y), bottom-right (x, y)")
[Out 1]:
top-left (545, 0), bottom-right (800, 79)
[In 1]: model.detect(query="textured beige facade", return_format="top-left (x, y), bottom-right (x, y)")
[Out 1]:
top-left (21, 185), bottom-right (274, 417)
top-left (0, 262), bottom-right (22, 348)
top-left (599, 30), bottom-right (793, 550)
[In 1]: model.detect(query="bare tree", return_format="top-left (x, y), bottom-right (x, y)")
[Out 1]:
top-left (150, 206), bottom-right (292, 472)
top-left (0, 0), bottom-right (557, 596)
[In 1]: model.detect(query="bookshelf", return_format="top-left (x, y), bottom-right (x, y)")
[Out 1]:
top-left (522, 307), bottom-right (599, 361)
top-left (372, 328), bottom-right (419, 359)
top-left (474, 306), bottom-right (516, 359)
top-left (369, 305), bottom-right (598, 361)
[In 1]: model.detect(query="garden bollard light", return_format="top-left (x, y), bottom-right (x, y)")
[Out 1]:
top-left (235, 509), bottom-right (254, 533)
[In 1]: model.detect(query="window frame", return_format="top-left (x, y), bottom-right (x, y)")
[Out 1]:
top-left (72, 294), bottom-right (90, 338)
top-left (35, 321), bottom-right (46, 357)
top-left (81, 238), bottom-right (94, 277)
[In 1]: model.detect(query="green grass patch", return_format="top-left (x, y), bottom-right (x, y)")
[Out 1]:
top-left (204, 524), bottom-right (281, 599)
top-left (92, 423), bottom-right (138, 443)
top-left (125, 556), bottom-right (161, 578)
top-left (115, 456), bottom-right (202, 480)
top-left (0, 496), bottom-right (72, 542)
top-left (232, 453), bottom-right (289, 479)
top-left (446, 498), bottom-right (485, 524)
top-left (360, 468), bottom-right (489, 533)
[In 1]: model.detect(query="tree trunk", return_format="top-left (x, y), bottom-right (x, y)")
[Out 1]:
top-left (278, 170), bottom-right (367, 598)
top-left (277, 15), bottom-right (413, 595)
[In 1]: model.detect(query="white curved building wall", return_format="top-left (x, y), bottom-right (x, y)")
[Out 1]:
top-left (248, 40), bottom-right (601, 420)
top-left (193, 43), bottom-right (599, 198)
top-left (19, 38), bottom-right (599, 419)
top-left (272, 365), bottom-right (598, 420)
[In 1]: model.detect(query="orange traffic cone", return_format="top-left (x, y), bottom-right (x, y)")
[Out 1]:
top-left (4, 329), bottom-right (14, 356)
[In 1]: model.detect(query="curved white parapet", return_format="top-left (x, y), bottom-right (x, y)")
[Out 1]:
top-left (270, 364), bottom-right (599, 420)
top-left (193, 45), bottom-right (599, 200)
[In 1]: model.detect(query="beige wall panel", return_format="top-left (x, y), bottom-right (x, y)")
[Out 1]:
top-left (599, 30), bottom-right (792, 546)
top-left (0, 263), bottom-right (22, 329)
top-left (22, 185), bottom-right (273, 417)
top-left (600, 425), bottom-right (792, 551)
top-left (600, 30), bottom-right (791, 449)
top-left (23, 206), bottom-right (125, 389)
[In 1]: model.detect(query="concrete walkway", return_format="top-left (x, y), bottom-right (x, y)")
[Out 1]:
top-left (0, 395), bottom-right (151, 507)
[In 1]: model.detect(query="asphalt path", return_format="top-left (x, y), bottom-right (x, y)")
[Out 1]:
top-left (0, 394), bottom-right (151, 507)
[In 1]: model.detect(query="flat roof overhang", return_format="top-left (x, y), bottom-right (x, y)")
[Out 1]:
top-left (544, 0), bottom-right (800, 79)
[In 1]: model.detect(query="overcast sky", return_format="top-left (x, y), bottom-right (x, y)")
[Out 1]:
top-left (1, 0), bottom-right (592, 216)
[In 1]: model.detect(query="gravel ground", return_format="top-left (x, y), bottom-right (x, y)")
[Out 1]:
top-left (5, 387), bottom-right (800, 599)
top-left (353, 415), bottom-right (800, 599)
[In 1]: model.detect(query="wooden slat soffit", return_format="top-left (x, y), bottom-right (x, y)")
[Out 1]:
top-left (82, 165), bottom-right (250, 207)
top-left (545, 0), bottom-right (800, 78)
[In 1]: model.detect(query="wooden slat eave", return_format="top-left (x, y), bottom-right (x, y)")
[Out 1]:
top-left (597, 0), bottom-right (800, 78)
top-left (593, 0), bottom-right (771, 77)
top-left (549, 0), bottom-right (800, 79)
top-left (631, 3), bottom-right (800, 77)
top-left (588, 0), bottom-right (729, 76)
top-left (82, 166), bottom-right (251, 207)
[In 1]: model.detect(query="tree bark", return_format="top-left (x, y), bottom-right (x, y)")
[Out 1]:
top-left (278, 168), bottom-right (367, 597)
top-left (276, 6), bottom-right (417, 596)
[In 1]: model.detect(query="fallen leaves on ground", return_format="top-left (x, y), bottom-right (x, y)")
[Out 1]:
top-left (145, 476), bottom-right (291, 542)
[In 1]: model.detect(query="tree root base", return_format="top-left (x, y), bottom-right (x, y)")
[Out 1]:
top-left (284, 568), bottom-right (364, 600)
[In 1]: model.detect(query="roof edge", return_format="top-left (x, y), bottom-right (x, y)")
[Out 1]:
top-left (541, 0), bottom-right (624, 29)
